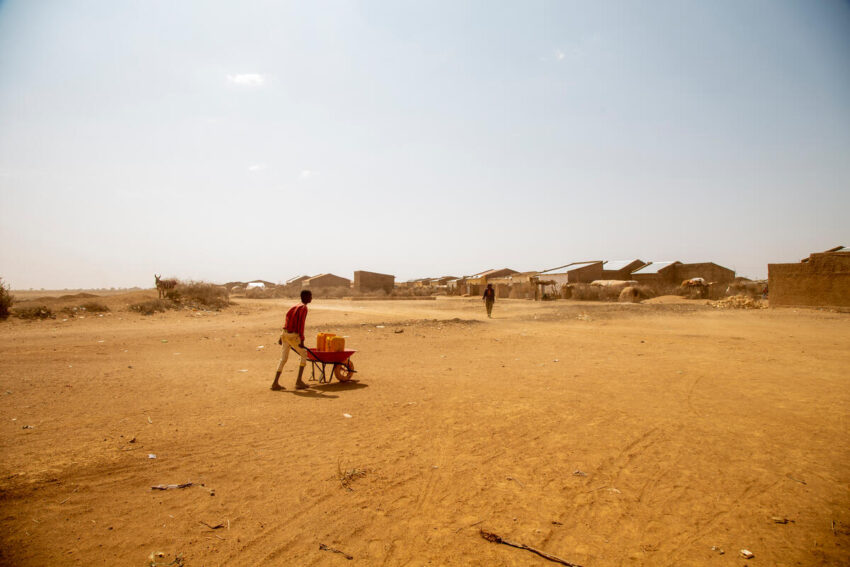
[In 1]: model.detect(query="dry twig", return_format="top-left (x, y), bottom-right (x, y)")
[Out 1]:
top-left (319, 543), bottom-right (353, 560)
top-left (479, 529), bottom-right (583, 567)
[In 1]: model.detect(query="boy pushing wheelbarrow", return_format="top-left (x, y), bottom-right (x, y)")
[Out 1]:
top-left (271, 289), bottom-right (312, 391)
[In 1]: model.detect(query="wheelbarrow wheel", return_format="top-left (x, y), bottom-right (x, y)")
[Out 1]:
top-left (334, 359), bottom-right (355, 382)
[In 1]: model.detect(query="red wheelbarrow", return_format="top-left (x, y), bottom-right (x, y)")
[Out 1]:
top-left (302, 347), bottom-right (357, 384)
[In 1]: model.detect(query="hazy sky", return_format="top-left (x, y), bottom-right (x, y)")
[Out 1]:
top-left (1, 1), bottom-right (848, 288)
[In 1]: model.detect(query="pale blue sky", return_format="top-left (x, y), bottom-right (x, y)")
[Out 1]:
top-left (1, 1), bottom-right (848, 288)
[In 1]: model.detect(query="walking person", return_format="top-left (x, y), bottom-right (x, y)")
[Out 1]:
top-left (482, 283), bottom-right (496, 318)
top-left (271, 290), bottom-right (312, 390)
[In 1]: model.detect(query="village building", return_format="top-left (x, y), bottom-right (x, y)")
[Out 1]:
top-left (676, 262), bottom-right (735, 284)
top-left (487, 271), bottom-right (539, 299)
top-left (600, 259), bottom-right (646, 280)
top-left (632, 261), bottom-right (736, 290)
top-left (461, 268), bottom-right (519, 296)
top-left (302, 273), bottom-right (351, 290)
top-left (630, 261), bottom-right (681, 286)
top-left (352, 270), bottom-right (395, 294)
top-left (286, 275), bottom-right (310, 287)
top-left (768, 246), bottom-right (850, 308)
top-left (537, 261), bottom-right (603, 285)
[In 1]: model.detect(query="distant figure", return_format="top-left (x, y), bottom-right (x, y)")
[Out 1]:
top-left (271, 290), bottom-right (312, 391)
top-left (482, 284), bottom-right (496, 318)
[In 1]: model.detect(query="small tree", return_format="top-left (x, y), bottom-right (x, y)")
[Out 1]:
top-left (0, 278), bottom-right (13, 320)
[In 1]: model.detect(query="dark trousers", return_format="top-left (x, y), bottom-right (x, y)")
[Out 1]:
top-left (485, 299), bottom-right (494, 317)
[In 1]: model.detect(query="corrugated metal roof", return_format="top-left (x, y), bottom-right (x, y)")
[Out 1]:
top-left (603, 260), bottom-right (641, 271)
top-left (632, 261), bottom-right (677, 274)
top-left (539, 261), bottom-right (599, 275)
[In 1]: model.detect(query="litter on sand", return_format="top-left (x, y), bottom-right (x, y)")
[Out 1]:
top-left (151, 482), bottom-right (196, 490)
top-left (343, 413), bottom-right (352, 418)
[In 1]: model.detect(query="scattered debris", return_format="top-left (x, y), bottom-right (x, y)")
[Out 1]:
top-left (394, 329), bottom-right (404, 334)
top-left (147, 551), bottom-right (184, 566)
top-left (238, 369), bottom-right (248, 373)
top-left (711, 546), bottom-right (724, 555)
top-left (199, 521), bottom-right (224, 530)
top-left (148, 454), bottom-right (157, 459)
top-left (129, 437), bottom-right (136, 443)
top-left (22, 425), bottom-right (34, 430)
top-left (319, 543), bottom-right (353, 560)
top-left (479, 529), bottom-right (583, 566)
top-left (59, 486), bottom-right (79, 504)
top-left (376, 325), bottom-right (385, 328)
top-left (151, 482), bottom-right (196, 490)
top-left (551, 521), bottom-right (563, 526)
top-left (740, 549), bottom-right (755, 559)
top-left (572, 470), bottom-right (587, 477)
top-left (786, 473), bottom-right (806, 485)
top-left (772, 516), bottom-right (791, 524)
top-left (507, 476), bottom-right (524, 488)
top-left (337, 459), bottom-right (368, 491)
top-left (160, 340), bottom-right (168, 343)
top-left (256, 345), bottom-right (264, 350)
top-left (147, 416), bottom-right (153, 424)
top-left (343, 413), bottom-right (352, 418)
top-left (709, 296), bottom-right (767, 310)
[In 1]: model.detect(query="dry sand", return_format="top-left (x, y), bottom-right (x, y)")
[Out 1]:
top-left (1, 292), bottom-right (848, 566)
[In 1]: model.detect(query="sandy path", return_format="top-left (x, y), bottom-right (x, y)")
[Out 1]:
top-left (0, 295), bottom-right (848, 565)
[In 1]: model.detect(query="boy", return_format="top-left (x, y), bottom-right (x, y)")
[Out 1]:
top-left (271, 289), bottom-right (312, 390)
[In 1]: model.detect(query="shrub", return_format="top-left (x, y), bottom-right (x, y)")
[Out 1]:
top-left (569, 284), bottom-right (600, 301)
top-left (79, 301), bottom-right (110, 312)
top-left (129, 299), bottom-right (176, 315)
top-left (0, 278), bottom-right (12, 320)
top-left (170, 281), bottom-right (230, 310)
top-left (16, 305), bottom-right (55, 320)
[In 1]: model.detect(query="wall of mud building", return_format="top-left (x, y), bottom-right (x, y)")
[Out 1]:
top-left (768, 254), bottom-right (850, 307)
top-left (353, 271), bottom-right (395, 293)
top-left (675, 263), bottom-right (735, 284)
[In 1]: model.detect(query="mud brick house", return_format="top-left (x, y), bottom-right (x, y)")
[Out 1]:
top-left (631, 261), bottom-right (681, 286)
top-left (538, 261), bottom-right (604, 286)
top-left (302, 273), bottom-right (351, 290)
top-left (768, 246), bottom-right (850, 307)
top-left (676, 262), bottom-right (735, 284)
top-left (600, 259), bottom-right (646, 280)
top-left (352, 270), bottom-right (395, 294)
top-left (632, 261), bottom-right (735, 288)
top-left (462, 268), bottom-right (519, 296)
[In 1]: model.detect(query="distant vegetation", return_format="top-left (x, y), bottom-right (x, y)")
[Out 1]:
top-left (130, 280), bottom-right (230, 315)
top-left (0, 278), bottom-right (13, 320)
top-left (15, 305), bottom-right (54, 320)
top-left (129, 299), bottom-right (177, 316)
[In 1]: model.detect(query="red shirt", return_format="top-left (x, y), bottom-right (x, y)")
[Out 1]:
top-left (284, 303), bottom-right (308, 343)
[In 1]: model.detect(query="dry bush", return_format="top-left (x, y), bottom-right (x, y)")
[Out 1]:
top-left (166, 281), bottom-right (230, 310)
top-left (569, 284), bottom-right (600, 301)
top-left (80, 301), bottom-right (110, 312)
top-left (15, 305), bottom-right (55, 320)
top-left (309, 286), bottom-right (350, 299)
top-left (245, 286), bottom-right (273, 299)
top-left (129, 299), bottom-right (177, 315)
top-left (0, 278), bottom-right (12, 321)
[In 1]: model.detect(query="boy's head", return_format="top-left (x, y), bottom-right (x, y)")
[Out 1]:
top-left (300, 289), bottom-right (313, 304)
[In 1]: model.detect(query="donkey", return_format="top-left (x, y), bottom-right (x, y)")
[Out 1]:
top-left (154, 274), bottom-right (177, 299)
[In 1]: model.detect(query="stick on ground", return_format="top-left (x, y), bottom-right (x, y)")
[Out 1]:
top-left (319, 543), bottom-right (353, 560)
top-left (479, 529), bottom-right (583, 567)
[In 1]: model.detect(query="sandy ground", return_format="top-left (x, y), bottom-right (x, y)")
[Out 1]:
top-left (0, 292), bottom-right (848, 566)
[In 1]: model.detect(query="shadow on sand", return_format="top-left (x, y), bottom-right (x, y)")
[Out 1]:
top-left (311, 380), bottom-right (369, 393)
